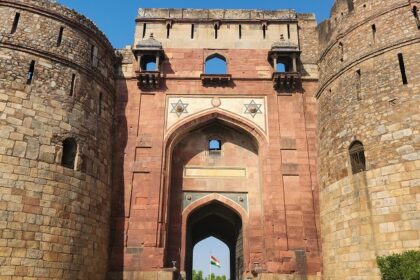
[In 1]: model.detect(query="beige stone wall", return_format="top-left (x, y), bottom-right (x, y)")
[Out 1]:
top-left (0, 0), bottom-right (115, 279)
top-left (317, 0), bottom-right (420, 279)
top-left (321, 161), bottom-right (420, 279)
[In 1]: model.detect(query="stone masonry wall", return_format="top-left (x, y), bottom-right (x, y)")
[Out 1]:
top-left (317, 0), bottom-right (420, 279)
top-left (0, 0), bottom-right (115, 279)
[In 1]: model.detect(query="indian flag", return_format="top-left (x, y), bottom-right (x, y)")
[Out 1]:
top-left (210, 256), bottom-right (221, 268)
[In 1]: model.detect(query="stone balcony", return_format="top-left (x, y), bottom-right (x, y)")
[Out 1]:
top-left (200, 74), bottom-right (232, 87)
top-left (135, 70), bottom-right (162, 89)
top-left (272, 71), bottom-right (301, 92)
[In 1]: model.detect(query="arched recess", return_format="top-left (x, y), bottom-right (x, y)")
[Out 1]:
top-left (158, 109), bottom-right (267, 277)
top-left (182, 196), bottom-right (247, 280)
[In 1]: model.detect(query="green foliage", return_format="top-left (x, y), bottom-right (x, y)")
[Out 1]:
top-left (192, 270), bottom-right (204, 280)
top-left (192, 270), bottom-right (228, 280)
top-left (376, 250), bottom-right (420, 280)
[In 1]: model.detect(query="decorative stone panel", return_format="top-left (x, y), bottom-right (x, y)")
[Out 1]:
top-left (166, 96), bottom-right (267, 133)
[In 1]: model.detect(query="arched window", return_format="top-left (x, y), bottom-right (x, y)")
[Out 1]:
top-left (205, 54), bottom-right (227, 75)
top-left (349, 141), bottom-right (366, 174)
top-left (140, 55), bottom-right (157, 71)
top-left (209, 139), bottom-right (221, 151)
top-left (61, 138), bottom-right (77, 169)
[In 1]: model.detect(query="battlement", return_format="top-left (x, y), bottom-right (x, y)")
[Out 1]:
top-left (137, 8), bottom-right (307, 22)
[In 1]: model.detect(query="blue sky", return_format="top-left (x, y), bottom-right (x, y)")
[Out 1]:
top-left (57, 0), bottom-right (334, 49)
top-left (193, 237), bottom-right (230, 278)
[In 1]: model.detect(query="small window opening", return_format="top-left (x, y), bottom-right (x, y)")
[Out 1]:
top-left (413, 6), bottom-right (420, 28)
top-left (214, 25), bottom-right (218, 39)
top-left (239, 25), bottom-right (242, 39)
top-left (140, 55), bottom-right (157, 71)
top-left (142, 23), bottom-right (147, 38)
top-left (61, 138), bottom-right (77, 169)
top-left (371, 24), bottom-right (376, 43)
top-left (69, 74), bottom-right (76, 96)
top-left (11, 12), bottom-right (20, 34)
top-left (339, 42), bottom-right (344, 61)
top-left (57, 27), bottom-right (64, 47)
top-left (26, 60), bottom-right (35, 85)
top-left (209, 139), bottom-right (221, 151)
top-left (356, 69), bottom-right (361, 100)
top-left (204, 54), bottom-right (227, 74)
top-left (91, 45), bottom-right (98, 67)
top-left (263, 25), bottom-right (266, 39)
top-left (166, 24), bottom-right (170, 39)
top-left (191, 24), bottom-right (195, 39)
top-left (349, 141), bottom-right (366, 174)
top-left (398, 53), bottom-right (408, 85)
top-left (98, 92), bottom-right (103, 115)
top-left (287, 24), bottom-right (291, 39)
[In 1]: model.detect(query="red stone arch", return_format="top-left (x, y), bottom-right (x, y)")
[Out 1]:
top-left (180, 193), bottom-right (249, 271)
top-left (157, 109), bottom-right (266, 274)
top-left (165, 108), bottom-right (268, 151)
top-left (180, 193), bottom-right (249, 276)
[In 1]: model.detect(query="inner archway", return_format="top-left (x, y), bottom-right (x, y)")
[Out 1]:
top-left (186, 202), bottom-right (242, 280)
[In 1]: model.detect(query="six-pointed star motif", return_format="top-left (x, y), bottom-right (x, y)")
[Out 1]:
top-left (244, 100), bottom-right (262, 118)
top-left (170, 99), bottom-right (189, 116)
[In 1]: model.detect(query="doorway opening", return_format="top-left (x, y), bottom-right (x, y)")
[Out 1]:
top-left (193, 237), bottom-right (230, 280)
top-left (186, 202), bottom-right (243, 280)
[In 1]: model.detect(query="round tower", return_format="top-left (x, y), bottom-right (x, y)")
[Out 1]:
top-left (317, 0), bottom-right (419, 279)
top-left (0, 0), bottom-right (115, 279)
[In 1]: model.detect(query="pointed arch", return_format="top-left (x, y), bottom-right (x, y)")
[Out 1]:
top-left (165, 108), bottom-right (267, 152)
top-left (204, 53), bottom-right (227, 74)
top-left (349, 140), bottom-right (366, 174)
top-left (181, 194), bottom-right (248, 280)
top-left (158, 109), bottom-right (266, 274)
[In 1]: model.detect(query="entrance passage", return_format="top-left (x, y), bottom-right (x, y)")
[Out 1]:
top-left (186, 202), bottom-right (243, 280)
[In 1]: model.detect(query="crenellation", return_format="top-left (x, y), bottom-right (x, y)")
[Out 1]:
top-left (138, 8), bottom-right (297, 21)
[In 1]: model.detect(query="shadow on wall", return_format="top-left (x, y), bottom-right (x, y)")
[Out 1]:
top-left (107, 78), bottom-right (129, 279)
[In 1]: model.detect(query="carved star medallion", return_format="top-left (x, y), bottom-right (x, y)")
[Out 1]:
top-left (244, 100), bottom-right (262, 118)
top-left (170, 99), bottom-right (189, 117)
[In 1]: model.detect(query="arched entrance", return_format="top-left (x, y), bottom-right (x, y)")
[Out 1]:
top-left (186, 202), bottom-right (243, 280)
top-left (162, 114), bottom-right (264, 279)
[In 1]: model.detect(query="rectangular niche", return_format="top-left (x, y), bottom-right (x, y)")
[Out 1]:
top-left (184, 166), bottom-right (247, 178)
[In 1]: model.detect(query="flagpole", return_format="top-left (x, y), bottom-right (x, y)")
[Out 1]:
top-left (209, 253), bottom-right (212, 280)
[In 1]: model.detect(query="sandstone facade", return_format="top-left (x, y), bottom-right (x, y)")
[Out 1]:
top-left (109, 7), bottom-right (320, 280)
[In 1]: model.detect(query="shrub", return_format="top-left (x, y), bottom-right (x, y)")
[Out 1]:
top-left (376, 250), bottom-right (420, 280)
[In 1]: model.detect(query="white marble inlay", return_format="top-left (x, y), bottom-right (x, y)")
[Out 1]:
top-left (166, 96), bottom-right (266, 132)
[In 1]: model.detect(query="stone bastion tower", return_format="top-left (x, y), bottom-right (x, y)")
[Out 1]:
top-left (317, 0), bottom-right (420, 279)
top-left (0, 0), bottom-right (116, 279)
